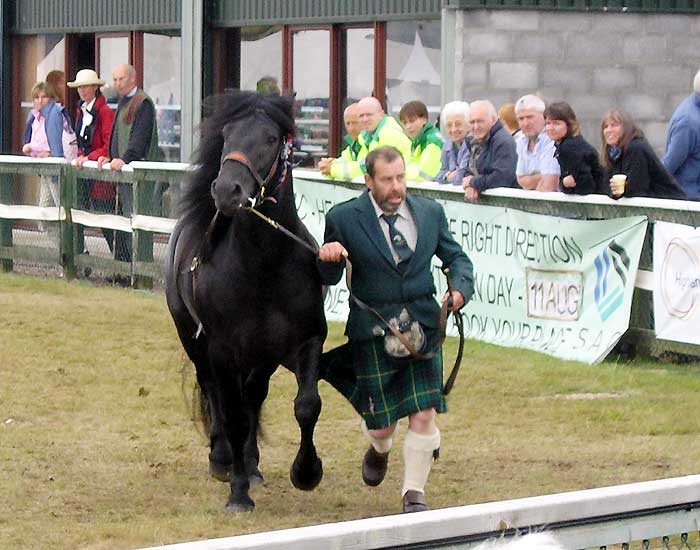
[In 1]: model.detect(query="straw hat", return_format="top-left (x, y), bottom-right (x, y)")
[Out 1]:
top-left (67, 69), bottom-right (105, 88)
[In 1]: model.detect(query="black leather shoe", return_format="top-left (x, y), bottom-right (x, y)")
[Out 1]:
top-left (362, 445), bottom-right (389, 486)
top-left (402, 490), bottom-right (429, 513)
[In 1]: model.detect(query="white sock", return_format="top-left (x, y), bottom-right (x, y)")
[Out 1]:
top-left (361, 419), bottom-right (393, 454)
top-left (402, 428), bottom-right (440, 496)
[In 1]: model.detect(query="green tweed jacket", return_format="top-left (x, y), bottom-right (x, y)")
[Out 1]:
top-left (318, 189), bottom-right (474, 340)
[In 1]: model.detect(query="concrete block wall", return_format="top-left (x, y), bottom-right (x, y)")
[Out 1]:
top-left (452, 9), bottom-right (700, 154)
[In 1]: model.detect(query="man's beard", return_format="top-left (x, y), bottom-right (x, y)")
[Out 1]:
top-left (378, 195), bottom-right (403, 213)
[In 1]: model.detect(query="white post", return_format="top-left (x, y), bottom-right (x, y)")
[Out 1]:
top-left (180, 0), bottom-right (203, 163)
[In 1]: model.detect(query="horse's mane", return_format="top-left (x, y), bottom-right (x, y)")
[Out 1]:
top-left (178, 91), bottom-right (296, 230)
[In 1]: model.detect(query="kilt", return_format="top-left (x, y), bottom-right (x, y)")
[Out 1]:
top-left (322, 331), bottom-right (446, 430)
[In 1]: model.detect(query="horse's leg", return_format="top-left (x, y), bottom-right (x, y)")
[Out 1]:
top-left (213, 357), bottom-right (254, 512)
top-left (289, 335), bottom-right (324, 491)
top-left (177, 327), bottom-right (233, 481)
top-left (242, 363), bottom-right (277, 488)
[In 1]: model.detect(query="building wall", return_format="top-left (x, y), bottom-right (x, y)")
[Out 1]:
top-left (450, 9), bottom-right (700, 153)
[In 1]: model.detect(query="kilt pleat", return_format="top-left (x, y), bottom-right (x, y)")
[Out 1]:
top-left (322, 334), bottom-right (446, 430)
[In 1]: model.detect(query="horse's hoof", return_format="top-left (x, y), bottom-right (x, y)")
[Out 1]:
top-left (209, 460), bottom-right (232, 482)
top-left (225, 495), bottom-right (255, 513)
top-left (290, 455), bottom-right (323, 491)
top-left (249, 468), bottom-right (264, 488)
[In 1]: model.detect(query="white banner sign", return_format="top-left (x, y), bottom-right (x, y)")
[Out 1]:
top-left (653, 221), bottom-right (700, 345)
top-left (294, 176), bottom-right (648, 364)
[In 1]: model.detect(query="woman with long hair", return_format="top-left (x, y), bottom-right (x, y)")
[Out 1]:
top-left (544, 101), bottom-right (602, 195)
top-left (600, 109), bottom-right (686, 200)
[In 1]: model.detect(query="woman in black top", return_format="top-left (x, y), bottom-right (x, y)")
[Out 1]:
top-left (600, 109), bottom-right (686, 200)
top-left (544, 102), bottom-right (603, 195)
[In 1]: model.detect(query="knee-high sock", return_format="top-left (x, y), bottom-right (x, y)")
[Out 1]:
top-left (361, 419), bottom-right (393, 454)
top-left (402, 428), bottom-right (440, 496)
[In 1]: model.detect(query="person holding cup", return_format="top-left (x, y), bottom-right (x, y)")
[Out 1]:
top-left (600, 109), bottom-right (686, 200)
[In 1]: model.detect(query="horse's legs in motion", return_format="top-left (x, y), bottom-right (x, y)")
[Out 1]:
top-left (289, 336), bottom-right (324, 490)
top-left (243, 363), bottom-right (277, 487)
top-left (212, 351), bottom-right (254, 512)
top-left (182, 335), bottom-right (233, 482)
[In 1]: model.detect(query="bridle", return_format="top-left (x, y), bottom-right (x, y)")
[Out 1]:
top-left (218, 133), bottom-right (293, 208)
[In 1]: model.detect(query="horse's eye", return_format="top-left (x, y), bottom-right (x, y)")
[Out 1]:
top-left (267, 135), bottom-right (278, 145)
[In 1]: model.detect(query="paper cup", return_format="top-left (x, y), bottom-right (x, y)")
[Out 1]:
top-left (611, 173), bottom-right (627, 195)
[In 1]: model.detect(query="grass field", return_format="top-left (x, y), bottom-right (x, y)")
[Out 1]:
top-left (2, 272), bottom-right (700, 550)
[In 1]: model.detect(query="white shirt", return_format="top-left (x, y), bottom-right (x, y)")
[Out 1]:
top-left (368, 192), bottom-right (417, 264)
top-left (516, 130), bottom-right (560, 177)
top-left (79, 97), bottom-right (97, 139)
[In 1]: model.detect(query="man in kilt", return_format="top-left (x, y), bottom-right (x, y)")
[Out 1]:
top-left (318, 145), bottom-right (474, 513)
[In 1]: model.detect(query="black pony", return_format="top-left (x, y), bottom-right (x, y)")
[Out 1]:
top-left (165, 91), bottom-right (327, 512)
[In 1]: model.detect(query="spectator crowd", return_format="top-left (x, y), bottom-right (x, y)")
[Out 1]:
top-left (318, 68), bottom-right (700, 202)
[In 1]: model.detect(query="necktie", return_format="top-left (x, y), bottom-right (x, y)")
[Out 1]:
top-left (382, 214), bottom-right (413, 269)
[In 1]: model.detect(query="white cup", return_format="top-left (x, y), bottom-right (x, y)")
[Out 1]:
top-left (611, 173), bottom-right (627, 196)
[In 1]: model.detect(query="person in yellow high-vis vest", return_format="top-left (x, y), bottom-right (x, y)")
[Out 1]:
top-left (318, 103), bottom-right (365, 180)
top-left (355, 97), bottom-right (412, 175)
top-left (399, 100), bottom-right (443, 182)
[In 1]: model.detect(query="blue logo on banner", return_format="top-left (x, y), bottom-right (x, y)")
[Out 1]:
top-left (593, 240), bottom-right (630, 321)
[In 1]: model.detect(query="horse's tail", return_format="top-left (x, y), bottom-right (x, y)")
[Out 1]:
top-left (180, 361), bottom-right (212, 440)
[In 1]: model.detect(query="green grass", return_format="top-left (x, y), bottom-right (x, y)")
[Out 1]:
top-left (2, 272), bottom-right (700, 549)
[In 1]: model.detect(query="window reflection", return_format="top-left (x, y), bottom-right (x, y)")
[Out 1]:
top-left (292, 29), bottom-right (330, 166)
top-left (240, 27), bottom-right (282, 92)
top-left (345, 27), bottom-right (374, 105)
top-left (144, 32), bottom-right (182, 162)
top-left (98, 36), bottom-right (129, 104)
top-left (386, 20), bottom-right (441, 123)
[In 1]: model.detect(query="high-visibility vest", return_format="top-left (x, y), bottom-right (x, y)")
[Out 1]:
top-left (405, 122), bottom-right (444, 182)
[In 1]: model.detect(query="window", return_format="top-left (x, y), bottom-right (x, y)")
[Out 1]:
top-left (291, 29), bottom-right (330, 166)
top-left (144, 32), bottom-right (182, 161)
top-left (386, 20), bottom-right (441, 122)
top-left (240, 27), bottom-right (282, 92)
top-left (96, 35), bottom-right (129, 104)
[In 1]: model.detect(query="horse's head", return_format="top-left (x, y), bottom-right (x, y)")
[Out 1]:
top-left (210, 94), bottom-right (295, 216)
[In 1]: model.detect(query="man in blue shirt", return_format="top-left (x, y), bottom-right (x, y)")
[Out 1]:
top-left (663, 69), bottom-right (700, 200)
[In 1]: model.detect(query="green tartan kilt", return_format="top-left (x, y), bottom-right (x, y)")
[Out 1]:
top-left (322, 331), bottom-right (447, 430)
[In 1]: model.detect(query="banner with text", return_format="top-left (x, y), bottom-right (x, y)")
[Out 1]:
top-left (295, 177), bottom-right (648, 363)
top-left (653, 221), bottom-right (700, 345)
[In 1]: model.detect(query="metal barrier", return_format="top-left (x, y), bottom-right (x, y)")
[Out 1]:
top-left (1, 158), bottom-right (699, 356)
top-left (134, 474), bottom-right (700, 550)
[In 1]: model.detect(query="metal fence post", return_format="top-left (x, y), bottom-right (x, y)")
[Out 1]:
top-left (60, 165), bottom-right (76, 279)
top-left (0, 172), bottom-right (13, 272)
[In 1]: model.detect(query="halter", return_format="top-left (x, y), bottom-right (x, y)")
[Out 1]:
top-left (219, 134), bottom-right (293, 208)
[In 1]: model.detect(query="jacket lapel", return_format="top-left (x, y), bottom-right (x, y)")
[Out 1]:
top-left (354, 190), bottom-right (397, 270)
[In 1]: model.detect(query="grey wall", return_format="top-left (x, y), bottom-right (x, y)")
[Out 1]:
top-left (449, 9), bottom-right (700, 153)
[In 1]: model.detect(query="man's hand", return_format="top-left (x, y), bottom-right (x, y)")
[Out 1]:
top-left (446, 170), bottom-right (456, 183)
top-left (319, 241), bottom-right (348, 263)
top-left (96, 156), bottom-right (110, 170)
top-left (464, 187), bottom-right (480, 201)
top-left (562, 175), bottom-right (576, 188)
top-left (317, 157), bottom-right (333, 175)
top-left (443, 290), bottom-right (465, 311)
top-left (110, 158), bottom-right (126, 172)
top-left (76, 155), bottom-right (88, 168)
top-left (462, 175), bottom-right (473, 189)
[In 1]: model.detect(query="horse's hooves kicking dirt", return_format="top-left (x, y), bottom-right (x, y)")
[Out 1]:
top-left (209, 460), bottom-right (232, 482)
top-left (290, 455), bottom-right (323, 491)
top-left (225, 495), bottom-right (255, 513)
